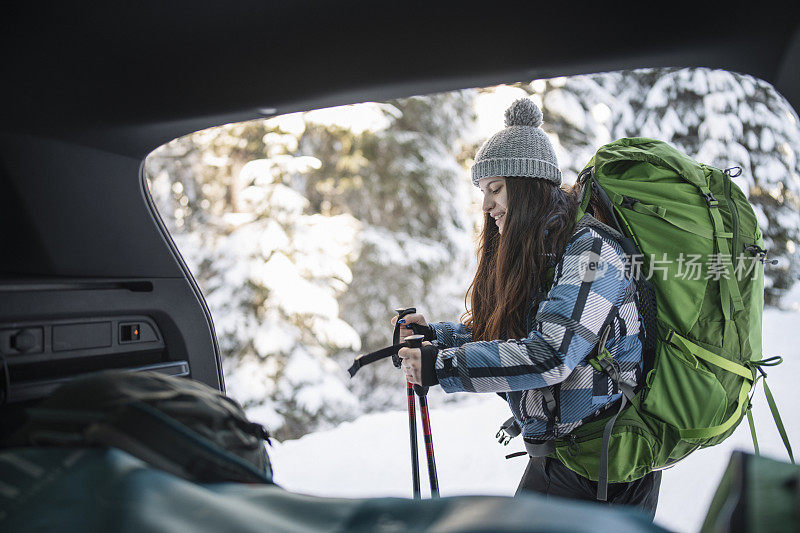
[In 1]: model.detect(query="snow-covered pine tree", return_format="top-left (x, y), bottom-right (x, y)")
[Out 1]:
top-left (297, 92), bottom-right (479, 410)
top-left (526, 76), bottom-right (616, 185)
top-left (146, 93), bottom-right (482, 434)
top-left (147, 121), bottom-right (362, 440)
top-left (610, 68), bottom-right (800, 305)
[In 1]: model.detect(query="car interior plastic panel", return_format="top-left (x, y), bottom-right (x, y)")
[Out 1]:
top-left (0, 133), bottom-right (223, 405)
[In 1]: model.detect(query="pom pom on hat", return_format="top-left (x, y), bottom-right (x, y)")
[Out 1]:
top-left (471, 97), bottom-right (561, 186)
top-left (504, 98), bottom-right (543, 128)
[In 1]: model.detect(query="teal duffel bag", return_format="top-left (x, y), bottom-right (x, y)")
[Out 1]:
top-left (0, 370), bottom-right (664, 532)
top-left (0, 447), bottom-right (665, 533)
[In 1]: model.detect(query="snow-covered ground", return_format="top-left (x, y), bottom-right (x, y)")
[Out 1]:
top-left (268, 291), bottom-right (800, 533)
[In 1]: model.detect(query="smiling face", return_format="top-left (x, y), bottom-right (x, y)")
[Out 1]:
top-left (478, 176), bottom-right (508, 234)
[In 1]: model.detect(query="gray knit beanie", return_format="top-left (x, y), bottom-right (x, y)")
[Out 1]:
top-left (471, 98), bottom-right (562, 186)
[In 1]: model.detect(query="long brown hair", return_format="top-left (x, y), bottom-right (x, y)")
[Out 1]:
top-left (464, 178), bottom-right (610, 340)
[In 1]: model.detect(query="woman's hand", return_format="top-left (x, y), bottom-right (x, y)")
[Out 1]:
top-left (390, 312), bottom-right (428, 342)
top-left (397, 341), bottom-right (432, 386)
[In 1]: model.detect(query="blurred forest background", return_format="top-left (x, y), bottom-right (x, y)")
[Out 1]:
top-left (146, 68), bottom-right (800, 441)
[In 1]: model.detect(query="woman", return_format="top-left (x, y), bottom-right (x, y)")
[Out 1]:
top-left (395, 98), bottom-right (661, 516)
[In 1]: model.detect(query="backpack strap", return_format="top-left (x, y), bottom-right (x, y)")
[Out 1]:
top-left (577, 169), bottom-right (643, 260)
top-left (524, 438), bottom-right (556, 457)
top-left (542, 385), bottom-right (559, 434)
top-left (746, 407), bottom-right (759, 455)
top-left (606, 191), bottom-right (731, 241)
top-left (587, 323), bottom-right (638, 501)
top-left (759, 379), bottom-right (794, 464)
top-left (698, 185), bottom-right (745, 321)
top-left (576, 167), bottom-right (593, 223)
top-left (514, 388), bottom-right (560, 458)
top-left (573, 182), bottom-right (649, 500)
top-left (748, 358), bottom-right (795, 464)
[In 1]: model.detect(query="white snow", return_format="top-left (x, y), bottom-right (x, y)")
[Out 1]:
top-left (474, 86), bottom-right (531, 138)
top-left (268, 298), bottom-right (800, 533)
top-left (698, 114), bottom-right (742, 141)
top-left (304, 102), bottom-right (401, 134)
top-left (545, 89), bottom-right (587, 130)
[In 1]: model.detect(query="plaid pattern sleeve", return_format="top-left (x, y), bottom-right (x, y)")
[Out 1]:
top-left (434, 226), bottom-right (630, 394)
top-left (428, 321), bottom-right (473, 348)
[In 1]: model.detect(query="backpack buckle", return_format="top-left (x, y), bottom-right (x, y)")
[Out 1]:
top-left (702, 192), bottom-right (719, 207)
top-left (496, 416), bottom-right (521, 446)
top-left (496, 429), bottom-right (512, 446)
top-left (589, 349), bottom-right (613, 373)
top-left (588, 348), bottom-right (616, 372)
top-left (591, 350), bottom-right (636, 390)
top-left (590, 324), bottom-right (613, 372)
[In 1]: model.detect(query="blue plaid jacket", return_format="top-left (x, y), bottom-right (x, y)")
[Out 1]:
top-left (429, 215), bottom-right (643, 440)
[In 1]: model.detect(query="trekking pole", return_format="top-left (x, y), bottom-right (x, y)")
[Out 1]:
top-left (393, 306), bottom-right (421, 499)
top-left (405, 334), bottom-right (440, 498)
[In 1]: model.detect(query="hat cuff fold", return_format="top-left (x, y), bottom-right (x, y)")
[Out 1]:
top-left (471, 158), bottom-right (562, 185)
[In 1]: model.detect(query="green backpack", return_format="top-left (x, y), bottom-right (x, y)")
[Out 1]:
top-left (553, 137), bottom-right (794, 498)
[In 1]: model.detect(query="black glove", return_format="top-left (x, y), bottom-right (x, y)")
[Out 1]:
top-left (420, 344), bottom-right (440, 387)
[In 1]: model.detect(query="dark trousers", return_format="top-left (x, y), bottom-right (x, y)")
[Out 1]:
top-left (516, 456), bottom-right (661, 520)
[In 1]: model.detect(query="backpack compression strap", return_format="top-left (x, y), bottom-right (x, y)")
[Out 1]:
top-left (747, 357), bottom-right (795, 464)
top-left (699, 185), bottom-right (744, 321)
top-left (587, 323), bottom-right (638, 501)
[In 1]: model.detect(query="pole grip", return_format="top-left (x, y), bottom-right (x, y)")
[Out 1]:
top-left (404, 334), bottom-right (428, 395)
top-left (393, 307), bottom-right (416, 367)
top-left (405, 336), bottom-right (423, 348)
